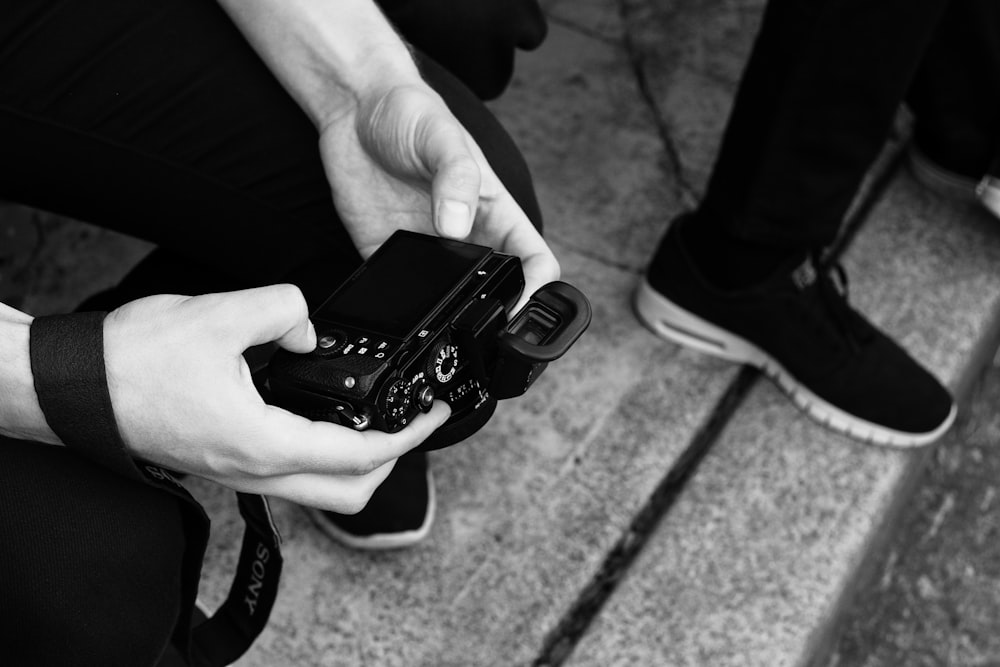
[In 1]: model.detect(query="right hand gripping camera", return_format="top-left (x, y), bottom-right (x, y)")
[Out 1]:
top-left (268, 231), bottom-right (592, 450)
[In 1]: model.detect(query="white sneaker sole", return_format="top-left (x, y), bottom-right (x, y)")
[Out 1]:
top-left (305, 468), bottom-right (436, 550)
top-left (634, 280), bottom-right (956, 448)
top-left (976, 176), bottom-right (1000, 221)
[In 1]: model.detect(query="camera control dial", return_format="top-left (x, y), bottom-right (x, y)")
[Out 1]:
top-left (383, 377), bottom-right (413, 424)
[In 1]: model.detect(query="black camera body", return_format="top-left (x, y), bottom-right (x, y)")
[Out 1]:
top-left (268, 231), bottom-right (591, 450)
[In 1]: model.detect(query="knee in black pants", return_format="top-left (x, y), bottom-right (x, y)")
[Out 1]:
top-left (378, 0), bottom-right (547, 100)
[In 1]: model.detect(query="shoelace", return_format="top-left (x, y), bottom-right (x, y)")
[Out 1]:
top-left (813, 258), bottom-right (875, 354)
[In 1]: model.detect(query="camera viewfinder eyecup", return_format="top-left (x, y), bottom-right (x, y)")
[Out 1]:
top-left (490, 281), bottom-right (592, 400)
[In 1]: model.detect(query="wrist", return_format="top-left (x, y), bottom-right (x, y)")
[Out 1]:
top-left (310, 49), bottom-right (423, 129)
top-left (0, 308), bottom-right (59, 444)
top-left (217, 0), bottom-right (423, 128)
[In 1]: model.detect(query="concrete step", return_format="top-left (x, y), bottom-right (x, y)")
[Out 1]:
top-left (550, 2), bottom-right (1000, 664)
top-left (561, 172), bottom-right (1000, 667)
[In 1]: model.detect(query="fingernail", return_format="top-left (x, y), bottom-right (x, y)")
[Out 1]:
top-left (438, 200), bottom-right (471, 238)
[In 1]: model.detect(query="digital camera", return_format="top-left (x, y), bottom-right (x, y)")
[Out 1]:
top-left (267, 231), bottom-right (591, 450)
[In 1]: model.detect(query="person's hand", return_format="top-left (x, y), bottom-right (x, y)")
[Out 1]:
top-left (103, 285), bottom-right (450, 512)
top-left (214, 0), bottom-right (558, 307)
top-left (317, 81), bottom-right (560, 311)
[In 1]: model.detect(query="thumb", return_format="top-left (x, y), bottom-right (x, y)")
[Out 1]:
top-left (419, 114), bottom-right (481, 239)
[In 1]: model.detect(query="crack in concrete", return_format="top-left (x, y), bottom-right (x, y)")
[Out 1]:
top-left (546, 15), bottom-right (618, 46)
top-left (531, 367), bottom-right (761, 667)
top-left (0, 206), bottom-right (48, 310)
top-left (549, 234), bottom-right (642, 274)
top-left (616, 0), bottom-right (699, 209)
top-left (528, 40), bottom-right (910, 661)
top-left (545, 5), bottom-right (701, 210)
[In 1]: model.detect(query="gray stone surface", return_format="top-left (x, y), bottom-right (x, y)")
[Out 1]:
top-left (0, 203), bottom-right (151, 314)
top-left (827, 359), bottom-right (1000, 667)
top-left (489, 20), bottom-right (678, 271)
top-left (620, 0), bottom-right (766, 197)
top-left (541, 0), bottom-right (624, 41)
top-left (563, 173), bottom-right (1000, 667)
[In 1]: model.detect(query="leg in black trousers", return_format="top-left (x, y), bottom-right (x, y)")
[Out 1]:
top-left (378, 0), bottom-right (547, 101)
top-left (0, 0), bottom-right (545, 663)
top-left (700, 0), bottom-right (949, 252)
top-left (635, 0), bottom-right (966, 448)
top-left (908, 0), bottom-right (1000, 177)
top-left (0, 439), bottom-right (188, 666)
top-left (0, 0), bottom-right (545, 308)
top-left (691, 0), bottom-right (1000, 262)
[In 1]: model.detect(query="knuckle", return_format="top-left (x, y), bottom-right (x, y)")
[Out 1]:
top-left (347, 453), bottom-right (382, 476)
top-left (224, 449), bottom-right (270, 479)
top-left (446, 157), bottom-right (481, 190)
top-left (243, 451), bottom-right (279, 478)
top-left (273, 284), bottom-right (308, 315)
top-left (228, 430), bottom-right (283, 478)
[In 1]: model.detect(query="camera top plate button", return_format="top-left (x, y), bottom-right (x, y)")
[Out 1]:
top-left (351, 336), bottom-right (393, 358)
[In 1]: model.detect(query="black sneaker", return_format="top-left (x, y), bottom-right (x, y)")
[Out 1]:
top-left (305, 451), bottom-right (435, 550)
top-left (634, 215), bottom-right (956, 447)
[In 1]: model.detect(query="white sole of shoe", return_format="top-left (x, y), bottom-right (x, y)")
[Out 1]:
top-left (304, 468), bottom-right (436, 550)
top-left (634, 279), bottom-right (956, 448)
top-left (976, 176), bottom-right (1000, 221)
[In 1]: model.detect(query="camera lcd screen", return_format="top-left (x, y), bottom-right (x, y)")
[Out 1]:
top-left (315, 233), bottom-right (492, 338)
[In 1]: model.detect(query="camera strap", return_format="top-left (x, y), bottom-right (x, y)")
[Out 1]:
top-left (29, 312), bottom-right (282, 667)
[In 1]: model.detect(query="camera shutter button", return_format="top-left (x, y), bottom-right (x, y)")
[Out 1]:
top-left (315, 330), bottom-right (347, 355)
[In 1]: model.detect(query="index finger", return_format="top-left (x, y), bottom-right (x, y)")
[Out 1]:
top-left (192, 285), bottom-right (316, 353)
top-left (519, 251), bottom-right (562, 312)
top-left (492, 209), bottom-right (561, 312)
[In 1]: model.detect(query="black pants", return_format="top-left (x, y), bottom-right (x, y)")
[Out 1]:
top-left (0, 0), bottom-right (544, 664)
top-left (702, 0), bottom-right (1000, 249)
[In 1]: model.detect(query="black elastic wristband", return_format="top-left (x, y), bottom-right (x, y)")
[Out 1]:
top-left (29, 312), bottom-right (279, 667)
top-left (29, 312), bottom-right (140, 481)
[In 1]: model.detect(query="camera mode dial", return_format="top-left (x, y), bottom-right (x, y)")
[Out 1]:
top-left (429, 340), bottom-right (459, 384)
